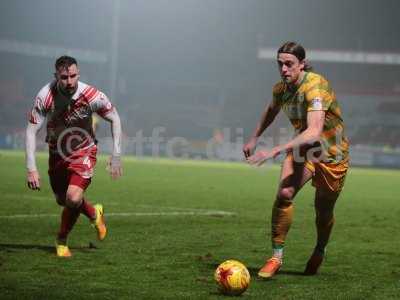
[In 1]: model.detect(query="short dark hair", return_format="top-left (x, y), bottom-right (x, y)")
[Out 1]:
top-left (55, 55), bottom-right (78, 71)
top-left (277, 41), bottom-right (312, 71)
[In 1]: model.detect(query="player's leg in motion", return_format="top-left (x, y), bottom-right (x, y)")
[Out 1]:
top-left (55, 193), bottom-right (79, 257)
top-left (65, 182), bottom-right (107, 241)
top-left (49, 167), bottom-right (78, 257)
top-left (258, 154), bottom-right (313, 278)
top-left (55, 185), bottom-right (87, 257)
top-left (304, 188), bottom-right (339, 275)
top-left (55, 181), bottom-right (106, 257)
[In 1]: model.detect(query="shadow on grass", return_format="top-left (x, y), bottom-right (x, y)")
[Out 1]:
top-left (240, 266), bottom-right (305, 278)
top-left (0, 243), bottom-right (97, 254)
top-left (203, 261), bottom-right (305, 278)
top-left (0, 243), bottom-right (54, 253)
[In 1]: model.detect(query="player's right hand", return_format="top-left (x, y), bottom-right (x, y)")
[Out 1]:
top-left (243, 137), bottom-right (258, 159)
top-left (107, 155), bottom-right (122, 180)
top-left (27, 170), bottom-right (40, 190)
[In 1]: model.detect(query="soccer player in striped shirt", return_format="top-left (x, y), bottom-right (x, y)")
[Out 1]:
top-left (25, 56), bottom-right (123, 257)
top-left (243, 42), bottom-right (349, 277)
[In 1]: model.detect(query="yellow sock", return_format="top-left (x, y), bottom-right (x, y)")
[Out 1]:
top-left (271, 199), bottom-right (293, 247)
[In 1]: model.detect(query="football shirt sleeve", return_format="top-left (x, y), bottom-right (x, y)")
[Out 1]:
top-left (89, 91), bottom-right (114, 117)
top-left (272, 83), bottom-right (284, 108)
top-left (28, 95), bottom-right (47, 124)
top-left (26, 93), bottom-right (47, 171)
top-left (305, 79), bottom-right (332, 112)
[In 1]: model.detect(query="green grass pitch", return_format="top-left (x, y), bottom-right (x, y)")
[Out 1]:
top-left (0, 150), bottom-right (399, 299)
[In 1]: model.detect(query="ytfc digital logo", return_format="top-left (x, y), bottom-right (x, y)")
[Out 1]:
top-left (56, 125), bottom-right (347, 165)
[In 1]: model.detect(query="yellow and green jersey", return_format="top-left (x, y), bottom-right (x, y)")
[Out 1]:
top-left (272, 71), bottom-right (349, 163)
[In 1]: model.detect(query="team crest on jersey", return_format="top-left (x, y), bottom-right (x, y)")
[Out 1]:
top-left (311, 98), bottom-right (323, 110)
top-left (65, 101), bottom-right (91, 125)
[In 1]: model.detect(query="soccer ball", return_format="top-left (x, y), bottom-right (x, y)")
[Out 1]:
top-left (214, 259), bottom-right (251, 296)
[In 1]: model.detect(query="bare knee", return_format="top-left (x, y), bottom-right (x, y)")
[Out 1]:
top-left (65, 190), bottom-right (83, 208)
top-left (274, 188), bottom-right (295, 209)
top-left (277, 187), bottom-right (295, 203)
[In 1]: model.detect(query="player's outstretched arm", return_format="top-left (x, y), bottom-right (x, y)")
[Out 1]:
top-left (247, 110), bottom-right (325, 166)
top-left (243, 101), bottom-right (280, 158)
top-left (25, 122), bottom-right (42, 190)
top-left (102, 109), bottom-right (122, 179)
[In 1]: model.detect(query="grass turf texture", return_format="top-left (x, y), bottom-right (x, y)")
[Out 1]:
top-left (0, 150), bottom-right (399, 299)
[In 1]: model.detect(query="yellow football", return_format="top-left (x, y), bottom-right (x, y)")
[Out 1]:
top-left (214, 259), bottom-right (251, 296)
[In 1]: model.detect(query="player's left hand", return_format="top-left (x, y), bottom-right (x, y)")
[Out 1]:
top-left (246, 147), bottom-right (282, 166)
top-left (27, 170), bottom-right (41, 190)
top-left (107, 155), bottom-right (122, 179)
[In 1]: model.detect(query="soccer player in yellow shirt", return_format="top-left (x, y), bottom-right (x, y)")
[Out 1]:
top-left (243, 41), bottom-right (349, 278)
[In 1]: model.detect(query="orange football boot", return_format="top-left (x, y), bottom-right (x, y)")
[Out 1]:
top-left (258, 257), bottom-right (282, 278)
top-left (55, 239), bottom-right (72, 257)
top-left (92, 204), bottom-right (107, 241)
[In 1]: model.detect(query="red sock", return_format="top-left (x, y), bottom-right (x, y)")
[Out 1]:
top-left (80, 198), bottom-right (96, 220)
top-left (57, 207), bottom-right (80, 241)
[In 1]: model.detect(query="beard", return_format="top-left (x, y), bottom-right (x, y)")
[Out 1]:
top-left (58, 83), bottom-right (77, 96)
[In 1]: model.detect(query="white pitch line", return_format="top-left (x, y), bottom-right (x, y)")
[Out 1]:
top-left (3, 194), bottom-right (50, 201)
top-left (0, 210), bottom-right (236, 219)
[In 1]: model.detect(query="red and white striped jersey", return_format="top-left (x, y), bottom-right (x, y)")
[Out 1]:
top-left (29, 81), bottom-right (114, 155)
